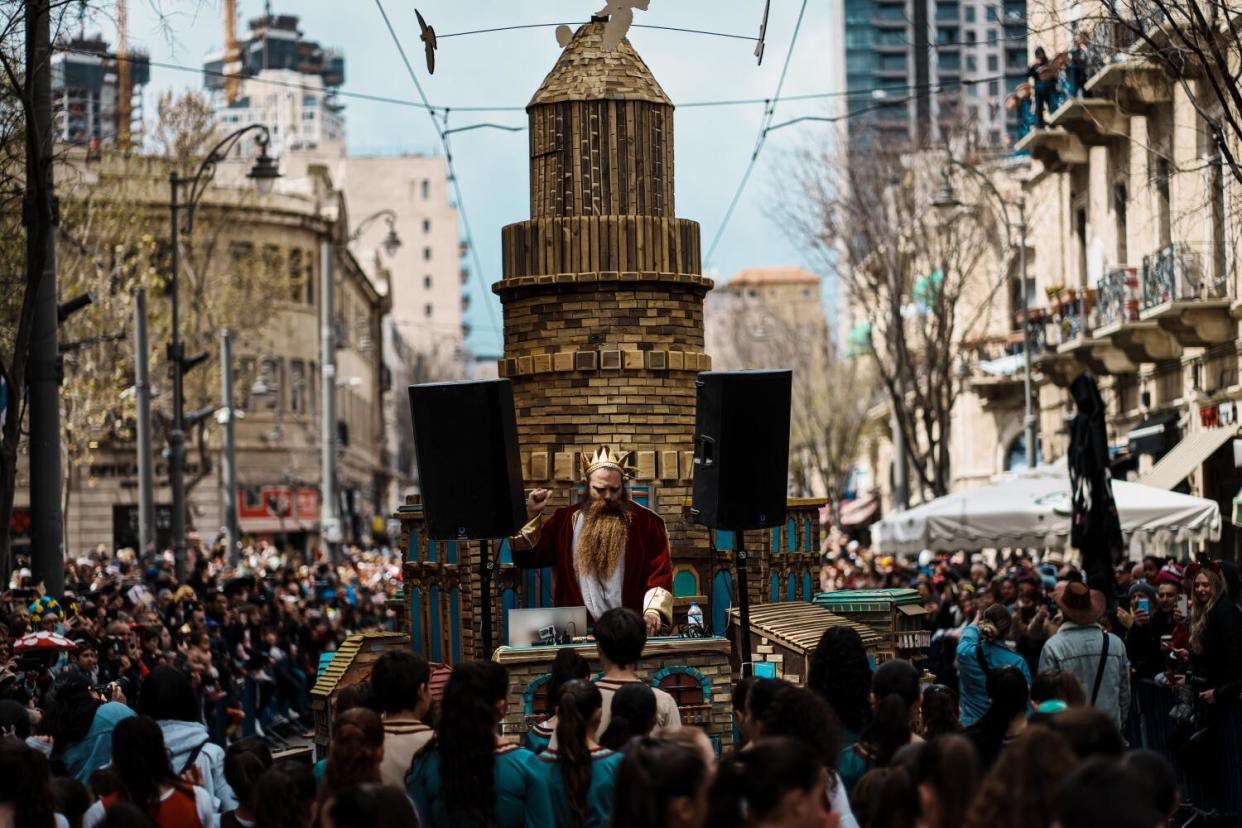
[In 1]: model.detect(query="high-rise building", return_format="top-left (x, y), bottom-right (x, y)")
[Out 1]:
top-left (204, 13), bottom-right (467, 508)
top-left (839, 0), bottom-right (1028, 148)
top-left (205, 14), bottom-right (346, 157)
top-left (51, 34), bottom-right (150, 146)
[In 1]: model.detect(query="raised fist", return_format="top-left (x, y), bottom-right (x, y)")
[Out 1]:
top-left (527, 489), bottom-right (552, 519)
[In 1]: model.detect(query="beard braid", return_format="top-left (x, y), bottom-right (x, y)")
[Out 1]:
top-left (576, 497), bottom-right (629, 582)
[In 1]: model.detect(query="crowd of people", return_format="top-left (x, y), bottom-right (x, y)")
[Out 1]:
top-left (0, 532), bottom-right (1237, 827)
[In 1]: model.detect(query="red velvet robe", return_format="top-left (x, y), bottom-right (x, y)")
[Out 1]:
top-left (511, 501), bottom-right (672, 620)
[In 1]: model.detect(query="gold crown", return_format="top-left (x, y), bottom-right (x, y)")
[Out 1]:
top-left (580, 445), bottom-right (638, 479)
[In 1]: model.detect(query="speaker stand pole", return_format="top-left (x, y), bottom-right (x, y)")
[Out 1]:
top-left (480, 537), bottom-right (494, 657)
top-left (735, 528), bottom-right (753, 676)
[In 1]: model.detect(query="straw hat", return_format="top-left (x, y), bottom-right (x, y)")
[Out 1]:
top-left (1054, 580), bottom-right (1106, 625)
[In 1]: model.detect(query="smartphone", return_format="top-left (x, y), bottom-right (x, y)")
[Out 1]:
top-left (1177, 595), bottom-right (1188, 617)
top-left (1136, 596), bottom-right (1150, 615)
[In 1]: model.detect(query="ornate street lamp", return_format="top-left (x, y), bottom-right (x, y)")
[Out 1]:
top-left (167, 125), bottom-right (281, 580)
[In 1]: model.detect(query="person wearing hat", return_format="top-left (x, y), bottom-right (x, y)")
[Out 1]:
top-left (1039, 581), bottom-right (1131, 728)
top-left (1116, 577), bottom-right (1186, 679)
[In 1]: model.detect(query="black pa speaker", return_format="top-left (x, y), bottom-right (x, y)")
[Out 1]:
top-left (690, 370), bottom-right (792, 530)
top-left (408, 379), bottom-right (526, 540)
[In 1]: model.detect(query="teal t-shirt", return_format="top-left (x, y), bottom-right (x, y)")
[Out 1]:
top-left (535, 747), bottom-right (622, 828)
top-left (521, 720), bottom-right (554, 755)
top-left (407, 744), bottom-right (554, 828)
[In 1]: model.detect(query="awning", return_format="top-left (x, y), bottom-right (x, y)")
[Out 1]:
top-left (840, 494), bottom-right (880, 528)
top-left (876, 464), bottom-right (1221, 556)
top-left (1127, 410), bottom-right (1180, 458)
top-left (1139, 427), bottom-right (1237, 490)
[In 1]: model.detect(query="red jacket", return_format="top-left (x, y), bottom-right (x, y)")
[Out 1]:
top-left (512, 501), bottom-right (672, 620)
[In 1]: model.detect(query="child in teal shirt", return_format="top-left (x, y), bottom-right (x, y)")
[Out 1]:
top-left (407, 661), bottom-right (554, 827)
top-left (534, 679), bottom-right (622, 828)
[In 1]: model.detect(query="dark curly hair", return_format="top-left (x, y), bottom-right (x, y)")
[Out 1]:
top-left (807, 626), bottom-right (873, 736)
top-left (756, 685), bottom-right (843, 791)
top-left (963, 725), bottom-right (1079, 828)
top-left (417, 660), bottom-right (508, 825)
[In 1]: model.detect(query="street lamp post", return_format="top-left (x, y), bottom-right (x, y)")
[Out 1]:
top-left (933, 158), bottom-right (1037, 469)
top-left (167, 125), bottom-right (280, 581)
top-left (349, 209), bottom-right (403, 257)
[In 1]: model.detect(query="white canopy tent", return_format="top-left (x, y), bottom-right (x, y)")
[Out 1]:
top-left (876, 466), bottom-right (1221, 558)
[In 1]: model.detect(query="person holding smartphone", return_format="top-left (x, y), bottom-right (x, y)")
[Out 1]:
top-left (1118, 573), bottom-right (1187, 679)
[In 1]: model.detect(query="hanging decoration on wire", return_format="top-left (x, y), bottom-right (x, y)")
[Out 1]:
top-left (415, 8), bottom-right (437, 74)
top-left (754, 0), bottom-right (770, 65)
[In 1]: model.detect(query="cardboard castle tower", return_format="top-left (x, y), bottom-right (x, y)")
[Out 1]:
top-left (494, 18), bottom-right (713, 549)
top-left (398, 18), bottom-right (826, 665)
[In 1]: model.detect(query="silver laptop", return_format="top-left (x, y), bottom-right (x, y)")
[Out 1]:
top-left (507, 606), bottom-right (589, 647)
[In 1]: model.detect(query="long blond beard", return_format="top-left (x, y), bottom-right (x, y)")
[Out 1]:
top-left (576, 498), bottom-right (629, 582)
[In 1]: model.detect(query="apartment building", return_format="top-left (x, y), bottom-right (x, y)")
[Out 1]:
top-left (839, 0), bottom-right (1028, 148)
top-left (1017, 1), bottom-right (1242, 555)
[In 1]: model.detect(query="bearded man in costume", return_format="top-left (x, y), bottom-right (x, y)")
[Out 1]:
top-left (511, 447), bottom-right (673, 635)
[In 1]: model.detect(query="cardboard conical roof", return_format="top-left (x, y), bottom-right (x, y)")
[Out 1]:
top-left (529, 20), bottom-right (673, 108)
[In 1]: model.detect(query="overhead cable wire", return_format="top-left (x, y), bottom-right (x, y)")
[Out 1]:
top-left (436, 21), bottom-right (756, 41)
top-left (53, 45), bottom-right (1019, 116)
top-left (705, 0), bottom-right (810, 267)
top-left (373, 0), bottom-right (502, 342)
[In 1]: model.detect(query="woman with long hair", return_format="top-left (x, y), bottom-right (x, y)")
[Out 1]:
top-left (964, 665), bottom-right (1029, 768)
top-left (612, 736), bottom-right (712, 828)
top-left (81, 716), bottom-right (215, 828)
top-left (139, 667), bottom-right (236, 813)
top-left (597, 682), bottom-right (657, 751)
top-left (807, 627), bottom-right (872, 748)
top-left (318, 709), bottom-right (384, 809)
top-left (1187, 564), bottom-right (1242, 705)
top-left (406, 660), bottom-right (552, 827)
top-left (535, 680), bottom-right (621, 827)
top-left (0, 737), bottom-right (60, 828)
top-left (707, 738), bottom-right (837, 828)
top-left (838, 659), bottom-right (922, 794)
top-left (523, 649), bottom-right (589, 755)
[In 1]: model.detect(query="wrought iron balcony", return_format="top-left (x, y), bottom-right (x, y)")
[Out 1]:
top-left (1138, 242), bottom-right (1234, 347)
top-left (1095, 266), bottom-right (1140, 330)
top-left (1140, 243), bottom-right (1222, 307)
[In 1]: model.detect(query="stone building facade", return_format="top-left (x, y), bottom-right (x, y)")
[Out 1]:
top-left (11, 153), bottom-right (389, 556)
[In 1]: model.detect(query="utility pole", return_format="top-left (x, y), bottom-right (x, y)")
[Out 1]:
top-left (221, 329), bottom-right (240, 565)
top-left (133, 288), bottom-right (154, 559)
top-left (26, 0), bottom-right (64, 598)
top-left (320, 240), bottom-right (339, 562)
top-left (1018, 198), bottom-right (1038, 469)
top-left (168, 173), bottom-right (186, 580)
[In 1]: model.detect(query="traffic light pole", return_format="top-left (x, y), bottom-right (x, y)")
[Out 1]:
top-left (169, 172), bottom-right (188, 581)
top-left (133, 287), bottom-right (155, 559)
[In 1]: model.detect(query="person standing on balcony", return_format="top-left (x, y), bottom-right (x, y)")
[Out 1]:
top-left (1027, 47), bottom-right (1056, 127)
top-left (1069, 31), bottom-right (1093, 97)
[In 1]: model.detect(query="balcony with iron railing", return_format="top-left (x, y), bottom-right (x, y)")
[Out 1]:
top-left (1093, 265), bottom-right (1183, 363)
top-left (1138, 242), bottom-right (1235, 347)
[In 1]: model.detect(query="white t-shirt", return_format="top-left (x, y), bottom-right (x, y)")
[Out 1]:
top-left (82, 785), bottom-right (216, 828)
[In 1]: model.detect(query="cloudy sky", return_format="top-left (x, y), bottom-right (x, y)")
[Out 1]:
top-left (107, 0), bottom-right (841, 356)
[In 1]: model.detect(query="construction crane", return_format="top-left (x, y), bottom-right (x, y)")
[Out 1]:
top-left (224, 0), bottom-right (240, 103)
top-left (116, 0), bottom-right (130, 150)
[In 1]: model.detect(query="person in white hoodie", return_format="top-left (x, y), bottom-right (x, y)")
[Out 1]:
top-left (139, 666), bottom-right (237, 813)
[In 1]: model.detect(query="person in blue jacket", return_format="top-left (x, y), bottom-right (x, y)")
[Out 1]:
top-left (956, 604), bottom-right (1031, 726)
top-left (407, 660), bottom-right (553, 828)
top-left (536, 679), bottom-right (622, 828)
